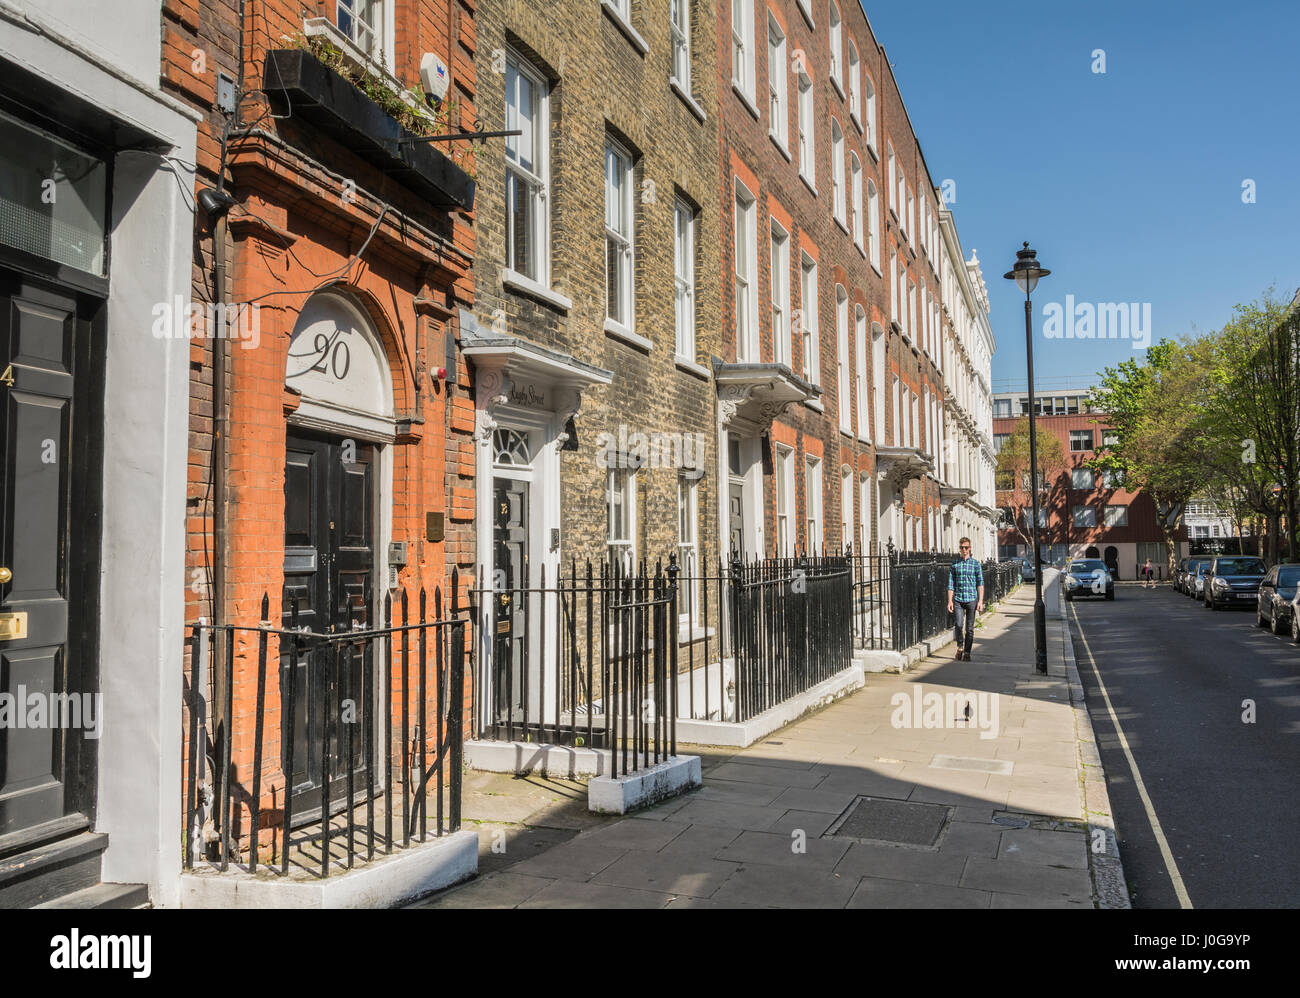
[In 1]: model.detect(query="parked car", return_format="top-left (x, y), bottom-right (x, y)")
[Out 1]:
top-left (1257, 564), bottom-right (1300, 634)
top-left (1064, 558), bottom-right (1114, 601)
top-left (1174, 557), bottom-right (1188, 592)
top-left (1204, 556), bottom-right (1268, 610)
top-left (1020, 558), bottom-right (1036, 581)
top-left (1187, 559), bottom-right (1212, 598)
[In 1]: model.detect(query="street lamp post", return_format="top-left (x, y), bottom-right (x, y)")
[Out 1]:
top-left (1004, 243), bottom-right (1051, 675)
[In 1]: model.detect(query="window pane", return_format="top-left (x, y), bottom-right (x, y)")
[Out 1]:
top-left (606, 236), bottom-right (622, 323)
top-left (0, 113), bottom-right (107, 274)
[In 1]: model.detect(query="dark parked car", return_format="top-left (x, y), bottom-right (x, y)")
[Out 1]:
top-left (1256, 565), bottom-right (1300, 634)
top-left (1174, 557), bottom-right (1188, 592)
top-left (1020, 558), bottom-right (1036, 582)
top-left (1064, 558), bottom-right (1114, 601)
top-left (1186, 559), bottom-right (1212, 597)
top-left (1204, 556), bottom-right (1267, 610)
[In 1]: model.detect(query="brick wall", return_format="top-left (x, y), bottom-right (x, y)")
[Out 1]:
top-left (715, 0), bottom-right (951, 555)
top-left (163, 0), bottom-right (477, 849)
top-left (472, 0), bottom-right (723, 569)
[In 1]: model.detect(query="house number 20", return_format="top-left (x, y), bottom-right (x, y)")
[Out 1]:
top-left (310, 333), bottom-right (351, 380)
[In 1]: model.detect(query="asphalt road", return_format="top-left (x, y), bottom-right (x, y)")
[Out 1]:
top-left (1069, 582), bottom-right (1300, 908)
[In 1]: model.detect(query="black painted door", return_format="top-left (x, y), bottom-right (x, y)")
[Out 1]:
top-left (492, 478), bottom-right (528, 729)
top-left (282, 430), bottom-right (373, 823)
top-left (728, 482), bottom-right (746, 560)
top-left (0, 269), bottom-right (101, 842)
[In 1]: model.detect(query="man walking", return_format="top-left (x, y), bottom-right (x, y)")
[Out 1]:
top-left (947, 538), bottom-right (985, 661)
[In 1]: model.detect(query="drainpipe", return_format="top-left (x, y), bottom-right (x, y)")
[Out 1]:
top-left (212, 211), bottom-right (230, 634)
top-left (197, 183), bottom-right (235, 843)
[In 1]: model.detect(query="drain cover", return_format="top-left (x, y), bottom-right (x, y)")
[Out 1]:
top-left (828, 796), bottom-right (950, 848)
top-left (993, 814), bottom-right (1030, 828)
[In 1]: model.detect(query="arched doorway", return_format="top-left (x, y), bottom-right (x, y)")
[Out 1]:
top-left (282, 290), bottom-right (395, 820)
top-left (1104, 545), bottom-right (1119, 579)
top-left (1085, 546), bottom-right (1100, 558)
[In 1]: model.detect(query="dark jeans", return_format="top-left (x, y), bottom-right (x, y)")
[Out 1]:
top-left (953, 600), bottom-right (977, 652)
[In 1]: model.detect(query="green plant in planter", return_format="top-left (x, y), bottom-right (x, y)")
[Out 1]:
top-left (291, 33), bottom-right (476, 176)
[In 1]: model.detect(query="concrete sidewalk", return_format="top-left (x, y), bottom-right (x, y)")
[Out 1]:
top-left (413, 574), bottom-right (1126, 909)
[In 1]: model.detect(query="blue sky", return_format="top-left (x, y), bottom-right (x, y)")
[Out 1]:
top-left (863, 0), bottom-right (1300, 392)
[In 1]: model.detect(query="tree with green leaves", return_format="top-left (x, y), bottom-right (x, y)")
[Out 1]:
top-left (1204, 289), bottom-right (1300, 563)
top-left (1088, 338), bottom-right (1208, 573)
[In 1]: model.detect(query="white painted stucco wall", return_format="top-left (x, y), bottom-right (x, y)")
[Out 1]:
top-left (0, 1), bottom-right (198, 907)
top-left (8, 0), bottom-right (163, 86)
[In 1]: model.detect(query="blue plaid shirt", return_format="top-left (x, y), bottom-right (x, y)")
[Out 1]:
top-left (949, 557), bottom-right (984, 603)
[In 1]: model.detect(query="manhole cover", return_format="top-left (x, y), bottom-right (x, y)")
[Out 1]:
top-left (828, 796), bottom-right (950, 848)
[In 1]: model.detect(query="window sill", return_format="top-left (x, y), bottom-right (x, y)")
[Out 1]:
top-left (502, 269), bottom-right (572, 312)
top-left (804, 398), bottom-right (825, 413)
top-left (302, 18), bottom-right (410, 106)
top-left (601, 1), bottom-right (650, 55)
top-left (854, 241), bottom-right (866, 259)
top-left (866, 140), bottom-right (878, 163)
top-left (858, 433), bottom-right (872, 445)
top-left (732, 82), bottom-right (761, 121)
top-left (870, 261), bottom-right (882, 278)
top-left (675, 354), bottom-right (710, 380)
top-left (800, 172), bottom-right (818, 197)
top-left (797, 1), bottom-right (815, 29)
top-left (678, 623), bottom-right (716, 645)
top-left (770, 132), bottom-right (792, 161)
top-left (671, 78), bottom-right (706, 121)
top-left (605, 318), bottom-right (653, 352)
top-left (839, 425), bottom-right (854, 437)
top-left (834, 215), bottom-right (849, 236)
top-left (850, 111), bottom-right (863, 134)
top-left (831, 75), bottom-right (845, 101)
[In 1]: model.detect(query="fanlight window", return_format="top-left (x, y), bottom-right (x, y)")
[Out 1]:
top-left (493, 429), bottom-right (532, 466)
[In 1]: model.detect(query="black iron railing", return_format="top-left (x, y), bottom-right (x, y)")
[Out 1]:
top-left (847, 545), bottom-right (894, 651)
top-left (470, 559), bottom-right (678, 776)
top-left (184, 583), bottom-right (465, 879)
top-left (728, 554), bottom-right (853, 722)
top-left (890, 555), bottom-right (1024, 650)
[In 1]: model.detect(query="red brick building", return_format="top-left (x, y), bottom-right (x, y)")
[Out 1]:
top-left (165, 0), bottom-right (478, 859)
top-left (716, 0), bottom-right (956, 562)
top-left (993, 389), bottom-right (1188, 577)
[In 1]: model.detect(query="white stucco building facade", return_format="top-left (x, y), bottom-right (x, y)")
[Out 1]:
top-left (0, 1), bottom-right (197, 906)
top-left (937, 205), bottom-right (998, 560)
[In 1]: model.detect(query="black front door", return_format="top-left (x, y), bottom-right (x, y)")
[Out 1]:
top-left (0, 268), bottom-right (103, 843)
top-left (491, 478), bottom-right (529, 731)
top-left (282, 430), bottom-right (374, 822)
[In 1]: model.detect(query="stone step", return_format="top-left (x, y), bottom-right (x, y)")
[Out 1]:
top-left (0, 831), bottom-right (108, 908)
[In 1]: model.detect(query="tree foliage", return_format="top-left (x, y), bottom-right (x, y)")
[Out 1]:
top-left (1087, 288), bottom-right (1300, 567)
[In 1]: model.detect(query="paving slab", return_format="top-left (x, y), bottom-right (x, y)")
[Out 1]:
top-left (716, 829), bottom-right (852, 871)
top-left (846, 877), bottom-right (992, 909)
top-left (832, 842), bottom-right (969, 886)
top-left (412, 871), bottom-right (553, 908)
top-left (507, 840), bottom-right (627, 883)
top-left (708, 862), bottom-right (858, 908)
top-left (959, 856), bottom-right (1093, 899)
top-left (592, 850), bottom-right (739, 899)
top-left (517, 879), bottom-right (672, 909)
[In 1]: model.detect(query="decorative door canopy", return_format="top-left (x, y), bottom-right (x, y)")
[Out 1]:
top-left (714, 360), bottom-right (819, 434)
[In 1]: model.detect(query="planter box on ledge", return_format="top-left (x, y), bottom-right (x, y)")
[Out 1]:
top-left (263, 48), bottom-right (475, 211)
